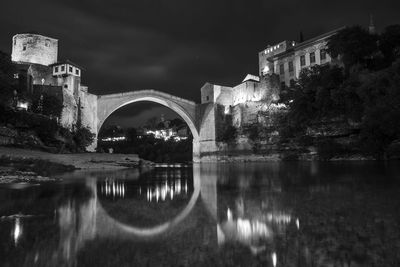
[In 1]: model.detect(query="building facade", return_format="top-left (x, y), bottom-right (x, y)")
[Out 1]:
top-left (199, 27), bottom-right (344, 132)
top-left (259, 28), bottom-right (344, 87)
top-left (11, 33), bottom-right (97, 132)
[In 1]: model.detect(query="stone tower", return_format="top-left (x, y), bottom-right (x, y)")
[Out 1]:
top-left (11, 33), bottom-right (58, 66)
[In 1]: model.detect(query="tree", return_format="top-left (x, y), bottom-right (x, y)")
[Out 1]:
top-left (327, 26), bottom-right (378, 71)
top-left (282, 65), bottom-right (345, 131)
top-left (0, 51), bottom-right (17, 106)
top-left (379, 24), bottom-right (400, 64)
top-left (73, 126), bottom-right (95, 151)
top-left (357, 60), bottom-right (400, 158)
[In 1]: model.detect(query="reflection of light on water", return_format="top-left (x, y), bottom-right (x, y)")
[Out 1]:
top-left (227, 208), bottom-right (233, 221)
top-left (272, 252), bottom-right (277, 267)
top-left (266, 212), bottom-right (291, 225)
top-left (222, 208), bottom-right (271, 246)
top-left (101, 179), bottom-right (126, 198)
top-left (13, 217), bottom-right (22, 246)
top-left (146, 179), bottom-right (188, 202)
top-left (237, 218), bottom-right (270, 240)
top-left (296, 218), bottom-right (300, 230)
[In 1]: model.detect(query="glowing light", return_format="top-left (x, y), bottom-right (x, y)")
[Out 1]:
top-left (102, 179), bottom-right (126, 198)
top-left (266, 212), bottom-right (291, 225)
top-left (296, 218), bottom-right (300, 230)
top-left (16, 101), bottom-right (28, 110)
top-left (101, 136), bottom-right (126, 142)
top-left (227, 208), bottom-right (233, 221)
top-left (224, 106), bottom-right (230, 114)
top-left (145, 179), bottom-right (189, 202)
top-left (272, 252), bottom-right (277, 267)
top-left (262, 66), bottom-right (270, 74)
top-left (145, 129), bottom-right (187, 142)
top-left (13, 218), bottom-right (22, 246)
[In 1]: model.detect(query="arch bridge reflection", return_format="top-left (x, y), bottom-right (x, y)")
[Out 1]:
top-left (57, 164), bottom-right (296, 265)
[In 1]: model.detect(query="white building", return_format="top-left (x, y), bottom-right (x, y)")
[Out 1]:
top-left (259, 27), bottom-right (344, 86)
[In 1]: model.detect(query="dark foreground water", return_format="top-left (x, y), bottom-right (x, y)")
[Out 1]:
top-left (1, 162), bottom-right (400, 267)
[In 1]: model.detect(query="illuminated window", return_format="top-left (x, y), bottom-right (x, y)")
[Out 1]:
top-left (320, 49), bottom-right (327, 61)
top-left (300, 55), bottom-right (306, 66)
top-left (288, 61), bottom-right (294, 72)
top-left (310, 52), bottom-right (316, 64)
top-left (14, 73), bottom-right (19, 79)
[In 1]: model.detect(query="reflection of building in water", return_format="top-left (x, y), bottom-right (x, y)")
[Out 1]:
top-left (218, 196), bottom-right (298, 256)
top-left (100, 179), bottom-right (126, 198)
top-left (98, 174), bottom-right (190, 203)
top-left (13, 217), bottom-right (22, 246)
top-left (143, 179), bottom-right (188, 202)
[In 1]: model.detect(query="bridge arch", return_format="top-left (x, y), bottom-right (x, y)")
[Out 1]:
top-left (96, 90), bottom-right (200, 161)
top-left (94, 168), bottom-right (201, 238)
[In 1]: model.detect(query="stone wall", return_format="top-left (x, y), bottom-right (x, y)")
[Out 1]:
top-left (12, 34), bottom-right (58, 66)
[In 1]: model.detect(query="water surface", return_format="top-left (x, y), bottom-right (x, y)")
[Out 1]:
top-left (1, 162), bottom-right (400, 267)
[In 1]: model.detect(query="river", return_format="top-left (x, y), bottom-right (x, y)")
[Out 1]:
top-left (0, 162), bottom-right (400, 266)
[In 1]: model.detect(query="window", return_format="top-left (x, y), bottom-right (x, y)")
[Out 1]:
top-left (279, 64), bottom-right (284, 74)
top-left (14, 73), bottom-right (19, 79)
top-left (320, 49), bottom-right (327, 61)
top-left (300, 55), bottom-right (306, 66)
top-left (55, 66), bottom-right (59, 73)
top-left (75, 69), bottom-right (80, 75)
top-left (45, 39), bottom-right (50, 47)
top-left (61, 66), bottom-right (65, 71)
top-left (22, 45), bottom-right (27, 51)
top-left (14, 38), bottom-right (16, 45)
top-left (64, 84), bottom-right (68, 88)
top-left (310, 52), bottom-right (316, 64)
top-left (69, 66), bottom-right (73, 72)
top-left (206, 96), bottom-right (209, 101)
top-left (288, 61), bottom-right (294, 72)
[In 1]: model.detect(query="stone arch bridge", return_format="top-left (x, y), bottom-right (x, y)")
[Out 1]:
top-left (93, 90), bottom-right (218, 162)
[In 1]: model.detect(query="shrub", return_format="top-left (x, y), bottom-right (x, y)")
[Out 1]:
top-left (218, 125), bottom-right (238, 144)
top-left (73, 126), bottom-right (95, 151)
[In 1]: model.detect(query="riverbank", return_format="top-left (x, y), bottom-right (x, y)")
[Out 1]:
top-left (0, 146), bottom-right (142, 170)
top-left (0, 146), bottom-right (145, 184)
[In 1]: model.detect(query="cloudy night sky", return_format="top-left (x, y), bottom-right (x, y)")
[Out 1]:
top-left (1, 0), bottom-right (399, 127)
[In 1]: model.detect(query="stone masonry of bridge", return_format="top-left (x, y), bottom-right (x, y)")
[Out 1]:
top-left (93, 89), bottom-right (220, 162)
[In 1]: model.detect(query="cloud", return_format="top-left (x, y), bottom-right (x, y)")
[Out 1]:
top-left (1, 0), bottom-right (400, 105)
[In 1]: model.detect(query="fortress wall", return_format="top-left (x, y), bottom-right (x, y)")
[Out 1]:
top-left (12, 34), bottom-right (58, 66)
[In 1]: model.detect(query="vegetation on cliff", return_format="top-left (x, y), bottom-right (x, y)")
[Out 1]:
top-left (279, 25), bottom-right (400, 159)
